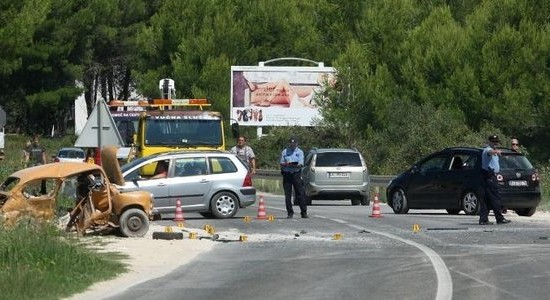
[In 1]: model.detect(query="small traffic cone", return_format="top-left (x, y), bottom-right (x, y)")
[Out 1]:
top-left (174, 199), bottom-right (185, 224)
top-left (256, 196), bottom-right (268, 220)
top-left (369, 193), bottom-right (383, 218)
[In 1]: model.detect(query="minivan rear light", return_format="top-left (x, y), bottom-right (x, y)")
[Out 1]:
top-left (243, 173), bottom-right (253, 187)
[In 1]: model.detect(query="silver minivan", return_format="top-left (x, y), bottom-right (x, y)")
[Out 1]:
top-left (118, 150), bottom-right (256, 219)
top-left (301, 148), bottom-right (370, 206)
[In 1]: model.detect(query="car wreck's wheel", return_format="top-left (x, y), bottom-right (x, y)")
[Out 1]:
top-left (211, 192), bottom-right (238, 219)
top-left (461, 191), bottom-right (480, 215)
top-left (515, 207), bottom-right (536, 217)
top-left (391, 188), bottom-right (409, 214)
top-left (119, 208), bottom-right (149, 237)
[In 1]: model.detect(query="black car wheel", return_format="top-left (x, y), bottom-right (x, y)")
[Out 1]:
top-left (210, 192), bottom-right (238, 219)
top-left (515, 207), bottom-right (536, 217)
top-left (461, 191), bottom-right (480, 215)
top-left (446, 208), bottom-right (461, 215)
top-left (391, 188), bottom-right (409, 214)
top-left (119, 208), bottom-right (149, 237)
top-left (351, 198), bottom-right (361, 206)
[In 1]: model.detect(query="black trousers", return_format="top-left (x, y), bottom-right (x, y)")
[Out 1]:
top-left (480, 172), bottom-right (504, 222)
top-left (282, 172), bottom-right (306, 215)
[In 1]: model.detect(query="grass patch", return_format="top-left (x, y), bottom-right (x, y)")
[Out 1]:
top-left (0, 219), bottom-right (127, 300)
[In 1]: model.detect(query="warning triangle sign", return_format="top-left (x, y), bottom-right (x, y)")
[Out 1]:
top-left (74, 99), bottom-right (124, 148)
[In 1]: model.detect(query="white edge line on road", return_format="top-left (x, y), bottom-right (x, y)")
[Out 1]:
top-left (263, 201), bottom-right (452, 300)
top-left (348, 224), bottom-right (453, 300)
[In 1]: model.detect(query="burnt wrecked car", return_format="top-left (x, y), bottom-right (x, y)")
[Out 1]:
top-left (0, 146), bottom-right (155, 237)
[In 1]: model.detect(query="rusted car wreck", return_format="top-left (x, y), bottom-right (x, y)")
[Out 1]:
top-left (0, 146), bottom-right (155, 237)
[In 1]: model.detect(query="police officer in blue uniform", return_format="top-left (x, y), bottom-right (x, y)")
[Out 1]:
top-left (479, 135), bottom-right (511, 225)
top-left (280, 137), bottom-right (308, 219)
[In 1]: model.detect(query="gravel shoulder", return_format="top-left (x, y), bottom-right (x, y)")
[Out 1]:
top-left (66, 224), bottom-right (215, 300)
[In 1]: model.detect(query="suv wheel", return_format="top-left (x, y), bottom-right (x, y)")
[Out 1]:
top-left (390, 188), bottom-right (409, 214)
top-left (211, 192), bottom-right (238, 219)
top-left (360, 195), bottom-right (370, 206)
top-left (351, 198), bottom-right (361, 206)
top-left (461, 191), bottom-right (480, 215)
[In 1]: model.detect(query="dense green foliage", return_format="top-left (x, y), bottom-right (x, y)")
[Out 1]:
top-left (0, 220), bottom-right (127, 300)
top-left (1, 0), bottom-right (550, 173)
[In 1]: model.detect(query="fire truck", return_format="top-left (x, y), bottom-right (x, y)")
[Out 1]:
top-left (110, 79), bottom-right (226, 163)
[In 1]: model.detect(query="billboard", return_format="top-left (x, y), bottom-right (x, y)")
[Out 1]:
top-left (231, 65), bottom-right (336, 126)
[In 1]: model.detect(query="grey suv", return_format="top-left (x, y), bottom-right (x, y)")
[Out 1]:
top-left (301, 148), bottom-right (370, 206)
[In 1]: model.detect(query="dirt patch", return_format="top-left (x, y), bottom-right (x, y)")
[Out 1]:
top-left (66, 224), bottom-right (215, 300)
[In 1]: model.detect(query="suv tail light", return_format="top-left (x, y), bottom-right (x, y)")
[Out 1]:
top-left (243, 173), bottom-right (253, 187)
top-left (54, 157), bottom-right (60, 162)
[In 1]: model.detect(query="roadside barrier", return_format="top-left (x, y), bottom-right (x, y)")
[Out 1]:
top-left (254, 169), bottom-right (394, 188)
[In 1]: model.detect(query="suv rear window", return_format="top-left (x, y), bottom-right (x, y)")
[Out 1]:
top-left (500, 154), bottom-right (533, 170)
top-left (315, 152), bottom-right (362, 167)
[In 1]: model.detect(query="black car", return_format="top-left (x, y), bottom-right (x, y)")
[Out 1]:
top-left (386, 147), bottom-right (541, 216)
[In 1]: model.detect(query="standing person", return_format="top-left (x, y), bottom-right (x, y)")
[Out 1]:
top-left (230, 136), bottom-right (256, 175)
top-left (280, 137), bottom-right (308, 219)
top-left (511, 137), bottom-right (520, 152)
top-left (479, 135), bottom-right (511, 225)
top-left (24, 135), bottom-right (47, 167)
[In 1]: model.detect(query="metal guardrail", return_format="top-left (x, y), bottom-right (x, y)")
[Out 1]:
top-left (255, 169), bottom-right (395, 188)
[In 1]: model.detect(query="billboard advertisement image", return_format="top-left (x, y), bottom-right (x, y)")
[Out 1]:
top-left (231, 65), bottom-right (336, 127)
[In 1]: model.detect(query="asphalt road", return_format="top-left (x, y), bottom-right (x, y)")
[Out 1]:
top-left (107, 194), bottom-right (550, 300)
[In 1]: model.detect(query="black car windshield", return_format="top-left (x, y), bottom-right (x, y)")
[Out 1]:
top-left (500, 154), bottom-right (534, 170)
top-left (316, 152), bottom-right (362, 167)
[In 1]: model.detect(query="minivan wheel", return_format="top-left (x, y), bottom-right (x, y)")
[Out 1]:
top-left (461, 191), bottom-right (480, 215)
top-left (515, 207), bottom-right (536, 217)
top-left (210, 192), bottom-right (238, 219)
top-left (391, 188), bottom-right (409, 214)
top-left (119, 208), bottom-right (150, 237)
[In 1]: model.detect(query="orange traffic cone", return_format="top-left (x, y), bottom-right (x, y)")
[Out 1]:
top-left (369, 193), bottom-right (383, 218)
top-left (174, 199), bottom-right (185, 224)
top-left (256, 196), bottom-right (268, 220)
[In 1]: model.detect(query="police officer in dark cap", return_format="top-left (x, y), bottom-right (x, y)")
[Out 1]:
top-left (279, 137), bottom-right (308, 218)
top-left (479, 135), bottom-right (511, 225)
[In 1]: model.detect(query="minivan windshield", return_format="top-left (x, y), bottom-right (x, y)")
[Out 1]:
top-left (316, 152), bottom-right (362, 167)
